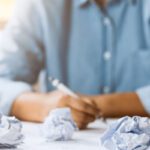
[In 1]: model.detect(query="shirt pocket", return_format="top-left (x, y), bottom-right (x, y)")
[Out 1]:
top-left (115, 48), bottom-right (150, 92)
top-left (132, 49), bottom-right (150, 86)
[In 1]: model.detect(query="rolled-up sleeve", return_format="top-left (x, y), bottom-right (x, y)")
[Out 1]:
top-left (0, 0), bottom-right (44, 115)
top-left (136, 86), bottom-right (150, 114)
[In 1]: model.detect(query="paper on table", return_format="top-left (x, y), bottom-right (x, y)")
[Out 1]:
top-left (42, 108), bottom-right (78, 141)
top-left (101, 116), bottom-right (150, 150)
top-left (0, 113), bottom-right (23, 149)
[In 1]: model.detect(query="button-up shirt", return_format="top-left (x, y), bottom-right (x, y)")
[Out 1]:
top-left (0, 0), bottom-right (150, 115)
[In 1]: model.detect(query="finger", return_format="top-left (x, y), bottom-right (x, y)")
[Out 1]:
top-left (81, 97), bottom-right (97, 107)
top-left (76, 122), bottom-right (87, 129)
top-left (77, 94), bottom-right (96, 105)
top-left (71, 109), bottom-right (95, 124)
top-left (69, 98), bottom-right (99, 116)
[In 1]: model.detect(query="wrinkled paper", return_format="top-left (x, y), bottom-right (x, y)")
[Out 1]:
top-left (0, 113), bottom-right (23, 149)
top-left (101, 116), bottom-right (150, 150)
top-left (42, 108), bottom-right (78, 141)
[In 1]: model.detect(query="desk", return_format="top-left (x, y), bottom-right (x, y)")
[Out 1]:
top-left (17, 120), bottom-right (115, 150)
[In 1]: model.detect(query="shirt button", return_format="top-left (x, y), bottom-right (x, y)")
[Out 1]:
top-left (104, 51), bottom-right (111, 61)
top-left (103, 86), bottom-right (110, 94)
top-left (103, 17), bottom-right (111, 26)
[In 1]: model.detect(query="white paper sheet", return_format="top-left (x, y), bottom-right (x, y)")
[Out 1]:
top-left (21, 119), bottom-right (107, 150)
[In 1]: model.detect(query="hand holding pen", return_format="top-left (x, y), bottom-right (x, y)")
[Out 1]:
top-left (48, 77), bottom-right (101, 128)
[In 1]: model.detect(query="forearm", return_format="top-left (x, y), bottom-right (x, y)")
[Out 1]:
top-left (10, 92), bottom-right (54, 122)
top-left (10, 91), bottom-right (99, 129)
top-left (93, 92), bottom-right (149, 118)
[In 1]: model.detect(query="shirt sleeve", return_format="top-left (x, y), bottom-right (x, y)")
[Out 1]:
top-left (0, 0), bottom-right (44, 115)
top-left (0, 79), bottom-right (32, 115)
top-left (136, 86), bottom-right (150, 114)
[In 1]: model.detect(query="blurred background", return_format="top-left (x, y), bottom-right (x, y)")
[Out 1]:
top-left (0, 0), bottom-right (40, 90)
top-left (0, 0), bottom-right (15, 30)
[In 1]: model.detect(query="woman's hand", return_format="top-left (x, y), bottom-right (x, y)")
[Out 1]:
top-left (90, 92), bottom-right (149, 118)
top-left (11, 90), bottom-right (99, 129)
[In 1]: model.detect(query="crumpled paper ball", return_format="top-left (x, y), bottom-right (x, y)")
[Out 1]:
top-left (0, 113), bottom-right (23, 148)
top-left (42, 108), bottom-right (78, 141)
top-left (101, 116), bottom-right (150, 150)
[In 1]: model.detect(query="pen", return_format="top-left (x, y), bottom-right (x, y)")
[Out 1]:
top-left (48, 77), bottom-right (79, 99)
top-left (48, 77), bottom-right (105, 121)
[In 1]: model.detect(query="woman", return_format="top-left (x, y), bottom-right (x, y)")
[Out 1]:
top-left (0, 0), bottom-right (150, 129)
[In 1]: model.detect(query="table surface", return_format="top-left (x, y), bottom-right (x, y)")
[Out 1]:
top-left (15, 119), bottom-right (115, 150)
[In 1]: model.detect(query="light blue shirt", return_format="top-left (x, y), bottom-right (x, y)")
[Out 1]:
top-left (0, 0), bottom-right (150, 115)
